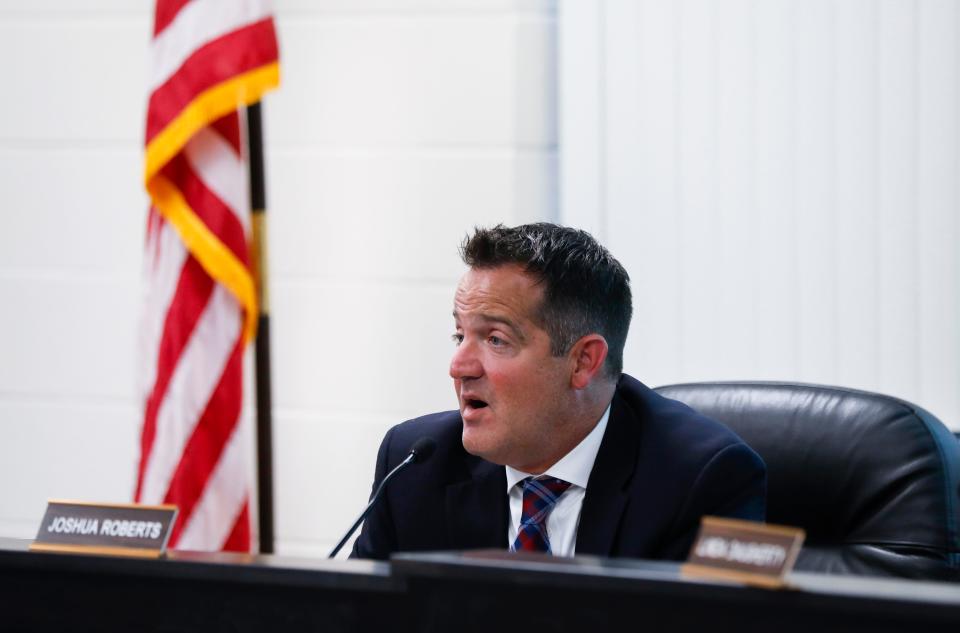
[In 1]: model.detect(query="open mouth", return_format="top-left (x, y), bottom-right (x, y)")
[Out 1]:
top-left (465, 399), bottom-right (489, 410)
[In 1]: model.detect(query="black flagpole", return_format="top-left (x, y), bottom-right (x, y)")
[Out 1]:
top-left (247, 101), bottom-right (275, 554)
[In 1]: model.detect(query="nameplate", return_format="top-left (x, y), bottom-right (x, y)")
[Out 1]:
top-left (30, 500), bottom-right (177, 558)
top-left (682, 516), bottom-right (805, 588)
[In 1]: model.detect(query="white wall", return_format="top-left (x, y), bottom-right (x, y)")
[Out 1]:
top-left (0, 2), bottom-right (150, 541)
top-left (0, 0), bottom-right (557, 555)
top-left (560, 0), bottom-right (960, 430)
top-left (268, 0), bottom-right (557, 555)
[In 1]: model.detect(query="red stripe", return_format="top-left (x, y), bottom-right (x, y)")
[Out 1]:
top-left (161, 154), bottom-right (250, 267)
top-left (222, 501), bottom-right (251, 552)
top-left (164, 329), bottom-right (244, 546)
top-left (146, 18), bottom-right (278, 145)
top-left (144, 209), bottom-right (167, 284)
top-left (144, 206), bottom-right (161, 255)
top-left (154, 0), bottom-right (192, 37)
top-left (210, 111), bottom-right (242, 156)
top-left (135, 255), bottom-right (215, 501)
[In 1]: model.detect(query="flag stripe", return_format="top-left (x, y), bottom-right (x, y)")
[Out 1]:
top-left (139, 284), bottom-right (241, 505)
top-left (165, 329), bottom-right (244, 545)
top-left (175, 407), bottom-right (250, 550)
top-left (222, 502), bottom-right (251, 552)
top-left (147, 18), bottom-right (279, 148)
top-left (151, 0), bottom-right (274, 89)
top-left (183, 124), bottom-right (249, 233)
top-left (162, 154), bottom-right (249, 266)
top-left (209, 111), bottom-right (243, 157)
top-left (145, 60), bottom-right (278, 195)
top-left (136, 255), bottom-right (215, 501)
top-left (153, 0), bottom-right (193, 37)
top-left (138, 213), bottom-right (189, 403)
top-left (147, 173), bottom-right (257, 343)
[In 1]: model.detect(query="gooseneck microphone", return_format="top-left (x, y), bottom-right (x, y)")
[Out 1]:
top-left (328, 437), bottom-right (436, 559)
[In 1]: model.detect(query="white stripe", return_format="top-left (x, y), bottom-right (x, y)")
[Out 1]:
top-left (184, 126), bottom-right (250, 234)
top-left (150, 0), bottom-right (273, 92)
top-left (137, 218), bottom-right (189, 402)
top-left (176, 411), bottom-right (250, 550)
top-left (139, 285), bottom-right (242, 505)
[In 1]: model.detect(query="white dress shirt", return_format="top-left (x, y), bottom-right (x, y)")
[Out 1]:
top-left (505, 404), bottom-right (611, 557)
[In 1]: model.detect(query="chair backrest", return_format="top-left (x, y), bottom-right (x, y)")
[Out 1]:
top-left (654, 382), bottom-right (960, 581)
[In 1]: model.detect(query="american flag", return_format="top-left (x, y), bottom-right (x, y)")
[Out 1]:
top-left (135, 0), bottom-right (279, 552)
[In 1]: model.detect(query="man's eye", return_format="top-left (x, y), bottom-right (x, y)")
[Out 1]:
top-left (488, 336), bottom-right (505, 347)
top-left (451, 333), bottom-right (464, 345)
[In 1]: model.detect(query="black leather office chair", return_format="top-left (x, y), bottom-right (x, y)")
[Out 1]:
top-left (654, 382), bottom-right (960, 581)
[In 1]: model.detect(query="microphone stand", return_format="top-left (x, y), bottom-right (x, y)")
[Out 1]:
top-left (327, 452), bottom-right (416, 559)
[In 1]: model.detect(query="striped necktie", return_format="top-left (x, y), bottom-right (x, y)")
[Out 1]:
top-left (511, 476), bottom-right (572, 553)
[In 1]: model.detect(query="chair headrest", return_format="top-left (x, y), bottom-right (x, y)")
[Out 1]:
top-left (654, 382), bottom-right (960, 570)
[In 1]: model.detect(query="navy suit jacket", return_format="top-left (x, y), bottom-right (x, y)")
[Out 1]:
top-left (352, 374), bottom-right (766, 560)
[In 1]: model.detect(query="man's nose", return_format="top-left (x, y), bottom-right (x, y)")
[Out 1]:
top-left (449, 339), bottom-right (483, 380)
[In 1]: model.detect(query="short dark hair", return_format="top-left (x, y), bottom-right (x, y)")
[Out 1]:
top-left (460, 223), bottom-right (632, 378)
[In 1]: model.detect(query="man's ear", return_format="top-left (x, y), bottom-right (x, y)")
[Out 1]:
top-left (569, 334), bottom-right (609, 390)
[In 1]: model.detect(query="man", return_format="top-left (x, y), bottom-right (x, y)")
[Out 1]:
top-left (353, 223), bottom-right (765, 560)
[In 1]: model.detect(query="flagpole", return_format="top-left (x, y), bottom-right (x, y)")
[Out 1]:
top-left (247, 101), bottom-right (275, 554)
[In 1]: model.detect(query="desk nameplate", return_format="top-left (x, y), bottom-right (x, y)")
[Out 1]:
top-left (30, 500), bottom-right (177, 558)
top-left (682, 516), bottom-right (805, 588)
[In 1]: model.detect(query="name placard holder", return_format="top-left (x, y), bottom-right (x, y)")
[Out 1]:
top-left (682, 516), bottom-right (805, 589)
top-left (30, 500), bottom-right (178, 559)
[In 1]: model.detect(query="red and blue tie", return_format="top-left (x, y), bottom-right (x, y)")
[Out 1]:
top-left (511, 476), bottom-right (572, 554)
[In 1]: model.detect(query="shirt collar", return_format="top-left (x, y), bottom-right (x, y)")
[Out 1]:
top-left (505, 402), bottom-right (612, 492)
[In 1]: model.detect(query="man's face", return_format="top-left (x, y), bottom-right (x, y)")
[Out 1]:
top-left (450, 264), bottom-right (573, 472)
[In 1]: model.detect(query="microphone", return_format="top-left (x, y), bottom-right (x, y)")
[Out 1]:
top-left (328, 437), bottom-right (436, 559)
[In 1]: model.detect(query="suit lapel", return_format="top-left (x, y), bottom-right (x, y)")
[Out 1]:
top-left (576, 392), bottom-right (639, 556)
top-left (445, 458), bottom-right (508, 550)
